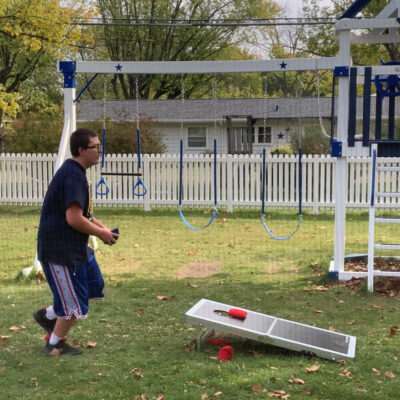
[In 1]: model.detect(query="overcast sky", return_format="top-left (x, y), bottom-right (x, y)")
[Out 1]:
top-left (277, 0), bottom-right (334, 17)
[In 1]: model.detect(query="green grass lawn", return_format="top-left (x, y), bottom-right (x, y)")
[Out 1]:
top-left (1, 206), bottom-right (400, 400)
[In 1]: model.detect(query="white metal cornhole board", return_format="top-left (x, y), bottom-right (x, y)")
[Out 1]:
top-left (184, 299), bottom-right (356, 361)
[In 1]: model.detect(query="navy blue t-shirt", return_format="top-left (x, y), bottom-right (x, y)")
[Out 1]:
top-left (37, 159), bottom-right (90, 266)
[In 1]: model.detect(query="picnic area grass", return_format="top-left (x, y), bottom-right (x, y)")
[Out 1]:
top-left (1, 205), bottom-right (400, 400)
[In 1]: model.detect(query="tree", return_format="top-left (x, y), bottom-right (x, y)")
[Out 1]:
top-left (0, 0), bottom-right (95, 127)
top-left (91, 0), bottom-right (281, 100)
top-left (300, 0), bottom-right (397, 66)
top-left (7, 107), bottom-right (64, 153)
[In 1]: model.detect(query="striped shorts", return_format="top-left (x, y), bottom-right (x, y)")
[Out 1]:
top-left (42, 250), bottom-right (104, 319)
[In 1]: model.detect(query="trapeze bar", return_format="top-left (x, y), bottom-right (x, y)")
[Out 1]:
top-left (58, 57), bottom-right (341, 75)
top-left (101, 172), bottom-right (142, 176)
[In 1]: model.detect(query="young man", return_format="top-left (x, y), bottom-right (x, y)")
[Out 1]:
top-left (34, 128), bottom-right (118, 355)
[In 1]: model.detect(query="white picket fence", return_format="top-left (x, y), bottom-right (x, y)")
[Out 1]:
top-left (1, 152), bottom-right (400, 213)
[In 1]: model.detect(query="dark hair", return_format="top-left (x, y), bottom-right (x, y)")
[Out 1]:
top-left (70, 128), bottom-right (98, 156)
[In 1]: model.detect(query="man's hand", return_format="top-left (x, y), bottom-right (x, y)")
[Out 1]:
top-left (66, 203), bottom-right (119, 245)
top-left (98, 228), bottom-right (118, 245)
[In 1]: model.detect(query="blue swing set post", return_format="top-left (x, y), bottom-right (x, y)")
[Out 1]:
top-left (261, 147), bottom-right (303, 240)
top-left (178, 139), bottom-right (218, 230)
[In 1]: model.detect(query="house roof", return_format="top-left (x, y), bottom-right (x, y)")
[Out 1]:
top-left (77, 97), bottom-right (400, 123)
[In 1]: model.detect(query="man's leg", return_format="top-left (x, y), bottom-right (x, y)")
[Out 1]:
top-left (40, 263), bottom-right (88, 355)
top-left (52, 316), bottom-right (76, 340)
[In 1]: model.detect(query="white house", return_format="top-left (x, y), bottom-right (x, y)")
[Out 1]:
top-left (77, 96), bottom-right (398, 154)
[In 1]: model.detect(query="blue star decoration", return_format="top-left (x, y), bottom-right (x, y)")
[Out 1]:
top-left (278, 132), bottom-right (284, 139)
top-left (115, 64), bottom-right (123, 71)
top-left (280, 61), bottom-right (287, 69)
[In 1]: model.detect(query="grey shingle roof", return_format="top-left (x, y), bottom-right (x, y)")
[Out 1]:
top-left (77, 97), bottom-right (398, 122)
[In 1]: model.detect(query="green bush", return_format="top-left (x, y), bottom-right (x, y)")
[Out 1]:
top-left (7, 108), bottom-right (63, 153)
top-left (270, 145), bottom-right (294, 156)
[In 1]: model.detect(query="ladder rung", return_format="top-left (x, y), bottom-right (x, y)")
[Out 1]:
top-left (376, 166), bottom-right (400, 172)
top-left (375, 218), bottom-right (400, 224)
top-left (376, 192), bottom-right (400, 198)
top-left (374, 244), bottom-right (400, 250)
top-left (373, 270), bottom-right (400, 277)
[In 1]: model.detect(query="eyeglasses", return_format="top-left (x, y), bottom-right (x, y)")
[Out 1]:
top-left (85, 144), bottom-right (102, 151)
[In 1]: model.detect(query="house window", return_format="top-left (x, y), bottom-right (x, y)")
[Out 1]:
top-left (232, 127), bottom-right (255, 143)
top-left (188, 127), bottom-right (207, 148)
top-left (258, 127), bottom-right (272, 144)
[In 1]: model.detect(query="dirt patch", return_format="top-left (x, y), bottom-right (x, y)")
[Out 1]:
top-left (338, 257), bottom-right (400, 298)
top-left (176, 261), bottom-right (222, 279)
top-left (344, 257), bottom-right (400, 273)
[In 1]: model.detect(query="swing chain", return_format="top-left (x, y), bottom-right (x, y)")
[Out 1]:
top-left (102, 77), bottom-right (107, 130)
top-left (135, 76), bottom-right (140, 131)
top-left (180, 74), bottom-right (185, 139)
top-left (262, 73), bottom-right (268, 144)
top-left (212, 74), bottom-right (217, 138)
top-left (297, 78), bottom-right (303, 148)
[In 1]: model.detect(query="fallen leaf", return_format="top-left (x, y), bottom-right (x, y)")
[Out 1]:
top-left (134, 395), bottom-right (147, 400)
top-left (302, 388), bottom-right (311, 395)
top-left (348, 319), bottom-right (355, 325)
top-left (314, 310), bottom-right (323, 314)
top-left (328, 326), bottom-right (336, 332)
top-left (372, 368), bottom-right (381, 376)
top-left (157, 296), bottom-right (169, 301)
top-left (132, 244), bottom-right (139, 248)
top-left (339, 368), bottom-right (352, 378)
top-left (384, 371), bottom-right (395, 379)
top-left (217, 218), bottom-right (226, 223)
top-left (86, 341), bottom-right (97, 348)
top-left (267, 390), bottom-right (290, 399)
top-left (214, 392), bottom-right (223, 396)
top-left (156, 395), bottom-right (165, 400)
top-left (357, 386), bottom-right (367, 392)
top-left (130, 368), bottom-right (144, 379)
top-left (306, 365), bottom-right (320, 373)
top-left (187, 251), bottom-right (195, 256)
top-left (201, 394), bottom-right (209, 400)
top-left (9, 326), bottom-right (21, 332)
top-left (289, 377), bottom-right (305, 385)
top-left (389, 326), bottom-right (398, 336)
top-left (315, 286), bottom-right (328, 291)
top-left (252, 385), bottom-right (266, 393)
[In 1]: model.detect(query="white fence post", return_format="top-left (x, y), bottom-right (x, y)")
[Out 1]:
top-left (143, 154), bottom-right (150, 211)
top-left (227, 154), bottom-right (233, 212)
top-left (313, 155), bottom-right (320, 214)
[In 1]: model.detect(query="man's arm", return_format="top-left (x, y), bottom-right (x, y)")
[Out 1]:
top-left (66, 202), bottom-right (117, 245)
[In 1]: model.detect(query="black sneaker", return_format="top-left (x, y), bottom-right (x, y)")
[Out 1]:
top-left (42, 340), bottom-right (83, 356)
top-left (33, 309), bottom-right (56, 334)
